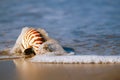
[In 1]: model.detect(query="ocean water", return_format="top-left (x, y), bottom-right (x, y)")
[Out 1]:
top-left (0, 0), bottom-right (120, 55)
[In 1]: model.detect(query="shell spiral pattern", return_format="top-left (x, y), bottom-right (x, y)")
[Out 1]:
top-left (22, 28), bottom-right (44, 54)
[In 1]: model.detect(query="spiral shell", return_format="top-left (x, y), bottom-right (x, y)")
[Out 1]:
top-left (22, 28), bottom-right (44, 54)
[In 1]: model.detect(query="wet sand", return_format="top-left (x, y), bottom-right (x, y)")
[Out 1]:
top-left (0, 60), bottom-right (17, 80)
top-left (0, 60), bottom-right (120, 80)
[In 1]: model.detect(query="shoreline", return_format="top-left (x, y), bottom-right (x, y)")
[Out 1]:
top-left (0, 60), bottom-right (120, 80)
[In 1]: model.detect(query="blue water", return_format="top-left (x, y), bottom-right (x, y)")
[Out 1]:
top-left (0, 0), bottom-right (120, 55)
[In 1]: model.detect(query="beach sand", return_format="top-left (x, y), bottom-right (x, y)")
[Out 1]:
top-left (0, 59), bottom-right (120, 80)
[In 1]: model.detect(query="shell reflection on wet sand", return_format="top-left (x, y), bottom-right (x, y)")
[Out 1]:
top-left (14, 59), bottom-right (120, 80)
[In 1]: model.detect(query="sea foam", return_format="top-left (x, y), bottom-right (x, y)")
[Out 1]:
top-left (31, 55), bottom-right (120, 64)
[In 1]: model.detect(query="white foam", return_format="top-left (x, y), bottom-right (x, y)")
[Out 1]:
top-left (30, 55), bottom-right (120, 64)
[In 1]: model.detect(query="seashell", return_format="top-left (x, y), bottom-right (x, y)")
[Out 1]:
top-left (10, 27), bottom-right (72, 57)
top-left (21, 27), bottom-right (45, 54)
